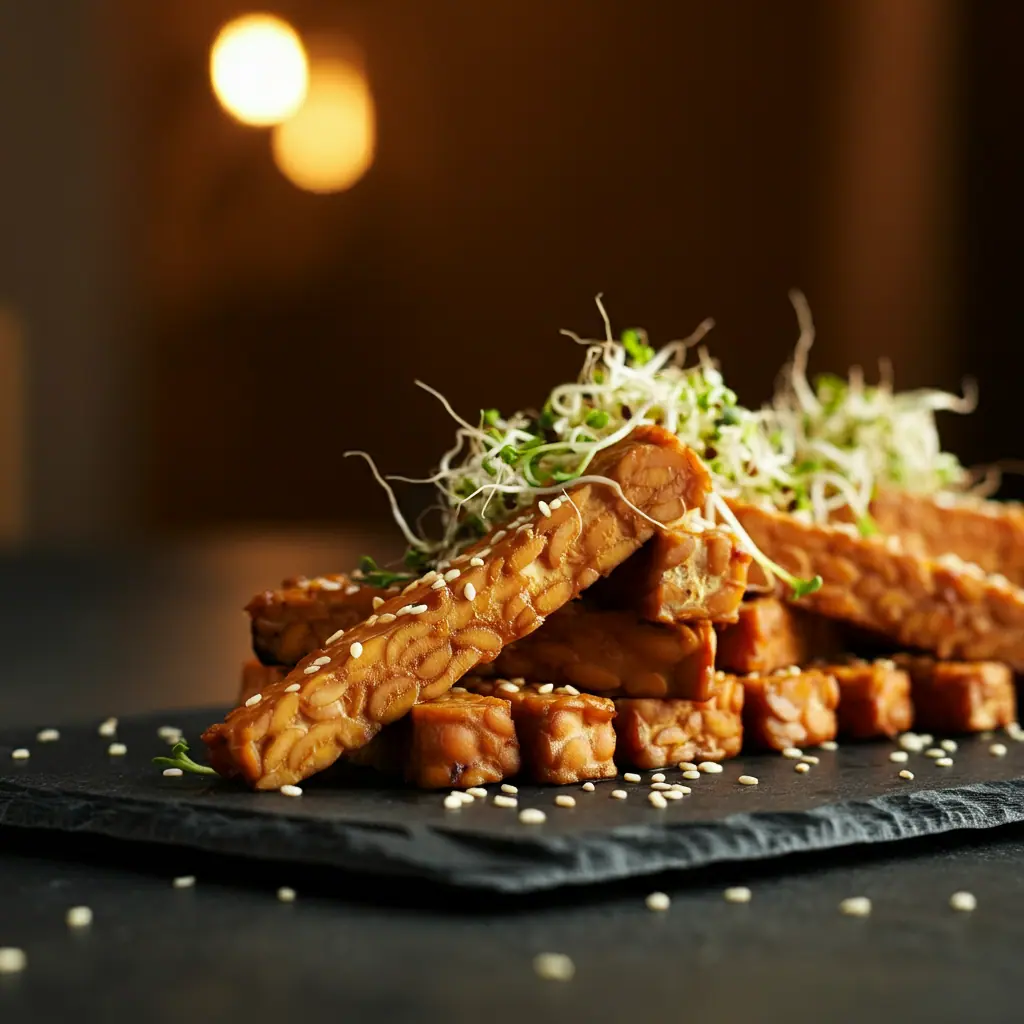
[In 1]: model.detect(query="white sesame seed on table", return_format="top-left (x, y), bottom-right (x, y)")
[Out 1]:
top-left (555, 795), bottom-right (576, 808)
top-left (277, 887), bottom-right (297, 903)
top-left (682, 770), bottom-right (701, 780)
top-left (645, 891), bottom-right (671, 911)
top-left (610, 789), bottom-right (628, 800)
top-left (663, 789), bottom-right (683, 800)
top-left (519, 808), bottom-right (546, 825)
top-left (244, 693), bottom-right (263, 707)
top-left (280, 784), bottom-right (303, 797)
top-left (538, 500), bottom-right (552, 518)
top-left (925, 748), bottom-right (944, 758)
top-left (162, 768), bottom-right (183, 778)
top-left (466, 787), bottom-right (488, 798)
top-left (899, 733), bottom-right (925, 752)
top-left (452, 791), bottom-right (474, 804)
top-left (501, 783), bottom-right (518, 794)
top-left (324, 629), bottom-right (345, 645)
top-left (820, 740), bottom-right (839, 751)
top-left (889, 750), bottom-right (909, 763)
top-left (312, 656), bottom-right (331, 666)
top-left (493, 795), bottom-right (517, 809)
top-left (795, 763), bottom-right (810, 774)
top-left (36, 729), bottom-right (59, 743)
top-left (349, 642), bottom-right (364, 659)
top-left (935, 757), bottom-right (954, 767)
top-left (737, 775), bottom-right (759, 786)
top-left (284, 683), bottom-right (301, 693)
top-left (648, 792), bottom-right (668, 809)
top-left (98, 718), bottom-right (118, 738)
top-left (990, 743), bottom-right (1008, 757)
top-left (463, 583), bottom-right (477, 601)
top-left (950, 891), bottom-right (977, 912)
top-left (724, 886), bottom-right (752, 903)
top-left (444, 568), bottom-right (461, 582)
top-left (107, 743), bottom-right (127, 757)
top-left (800, 755), bottom-right (820, 765)
top-left (650, 772), bottom-right (666, 783)
top-left (537, 683), bottom-right (554, 694)
top-left (173, 876), bottom-right (196, 889)
top-left (782, 747), bottom-right (803, 759)
top-left (443, 794), bottom-right (463, 810)
top-left (918, 734), bottom-right (934, 746)
top-left (672, 784), bottom-right (691, 794)
top-left (941, 739), bottom-right (958, 753)
top-left (581, 781), bottom-right (595, 792)
top-left (678, 762), bottom-right (697, 771)
top-left (623, 772), bottom-right (641, 783)
top-left (650, 782), bottom-right (672, 791)
top-left (533, 952), bottom-right (574, 982)
top-left (65, 906), bottom-right (93, 929)
top-left (699, 761), bottom-right (724, 774)
top-left (899, 769), bottom-right (915, 780)
top-left (11, 748), bottom-right (29, 760)
top-left (303, 665), bottom-right (319, 675)
top-left (372, 596), bottom-right (384, 609)
top-left (0, 948), bottom-right (27, 974)
top-left (839, 896), bottom-right (872, 917)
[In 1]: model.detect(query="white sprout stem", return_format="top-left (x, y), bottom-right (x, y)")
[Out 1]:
top-left (344, 450), bottom-right (433, 551)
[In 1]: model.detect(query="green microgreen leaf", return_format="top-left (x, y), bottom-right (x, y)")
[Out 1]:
top-left (856, 514), bottom-right (878, 537)
top-left (788, 575), bottom-right (823, 600)
top-left (585, 408), bottom-right (610, 429)
top-left (621, 328), bottom-right (654, 366)
top-left (153, 740), bottom-right (219, 777)
top-left (481, 408), bottom-right (501, 427)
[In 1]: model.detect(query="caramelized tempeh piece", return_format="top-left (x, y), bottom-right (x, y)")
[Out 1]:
top-left (741, 668), bottom-right (840, 751)
top-left (589, 521), bottom-right (751, 624)
top-left (465, 678), bottom-right (617, 783)
top-left (247, 574), bottom-right (392, 667)
top-left (870, 490), bottom-right (1024, 588)
top-left (613, 677), bottom-right (744, 769)
top-left (715, 597), bottom-right (843, 675)
top-left (352, 690), bottom-right (520, 788)
top-left (824, 659), bottom-right (913, 739)
top-left (492, 604), bottom-right (717, 700)
top-left (731, 501), bottom-right (1024, 670)
top-left (202, 426), bottom-right (711, 788)
top-left (894, 655), bottom-right (1018, 734)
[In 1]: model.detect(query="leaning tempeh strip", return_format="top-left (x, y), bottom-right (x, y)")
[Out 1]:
top-left (202, 425), bottom-right (711, 788)
top-left (869, 489), bottom-right (1024, 588)
top-left (731, 501), bottom-right (1024, 670)
top-left (492, 604), bottom-right (717, 701)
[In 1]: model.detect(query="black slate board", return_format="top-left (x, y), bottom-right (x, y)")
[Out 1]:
top-left (2, 708), bottom-right (1024, 893)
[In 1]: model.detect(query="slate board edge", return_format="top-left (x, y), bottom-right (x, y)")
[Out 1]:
top-left (2, 775), bottom-right (1022, 894)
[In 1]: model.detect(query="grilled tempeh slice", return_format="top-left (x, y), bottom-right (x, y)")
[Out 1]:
top-left (715, 596), bottom-right (844, 675)
top-left (894, 655), bottom-right (1018, 734)
top-left (247, 574), bottom-right (393, 667)
top-left (202, 426), bottom-right (711, 788)
top-left (465, 678), bottom-right (617, 784)
top-left (824, 658), bottom-right (913, 739)
top-left (492, 604), bottom-right (717, 701)
top-left (741, 667), bottom-right (840, 751)
top-left (870, 490), bottom-right (1024, 588)
top-left (731, 501), bottom-right (1024, 670)
top-left (613, 676), bottom-right (744, 769)
top-left (588, 520), bottom-right (751, 624)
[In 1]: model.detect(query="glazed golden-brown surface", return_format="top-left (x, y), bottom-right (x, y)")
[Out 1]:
top-left (465, 678), bottom-right (617, 784)
top-left (741, 667), bottom-right (840, 751)
top-left (731, 501), bottom-right (1024, 670)
top-left (589, 522), bottom-right (751, 624)
top-left (825, 659), bottom-right (913, 739)
top-left (239, 659), bottom-right (287, 703)
top-left (247, 574), bottom-right (392, 667)
top-left (894, 655), bottom-right (1018, 734)
top-left (202, 426), bottom-right (711, 788)
top-left (613, 676), bottom-right (744, 769)
top-left (492, 604), bottom-right (717, 701)
top-left (715, 597), bottom-right (843, 675)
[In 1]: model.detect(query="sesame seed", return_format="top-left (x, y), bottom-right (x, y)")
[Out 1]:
top-left (678, 762), bottom-right (698, 771)
top-left (491, 530), bottom-right (507, 544)
top-left (430, 577), bottom-right (446, 590)
top-left (800, 755), bottom-right (820, 765)
top-left (581, 782), bottom-right (596, 792)
top-left (303, 665), bottom-right (319, 675)
top-left (450, 686), bottom-right (467, 693)
top-left (648, 792), bottom-right (668, 809)
top-left (397, 605), bottom-right (413, 616)
top-left (501, 783), bottom-right (518, 794)
top-left (555, 795), bottom-right (576, 808)
top-left (11, 748), bottom-right (29, 760)
top-left (839, 896), bottom-right (872, 917)
top-left (493, 795), bottom-right (517, 808)
top-left (533, 952), bottom-right (575, 982)
top-left (682, 770), bottom-right (701, 780)
top-left (422, 570), bottom-right (440, 583)
top-left (610, 789), bottom-right (628, 800)
top-left (820, 740), bottom-right (839, 751)
top-left (925, 748), bottom-right (944, 758)
top-left (990, 743), bottom-right (1008, 757)
top-left (378, 613), bottom-right (396, 624)
top-left (919, 734), bottom-right (934, 745)
top-left (899, 769), bottom-right (915, 780)
top-left (1007, 722), bottom-right (1024, 740)
top-left (173, 876), bottom-right (196, 889)
top-left (463, 583), bottom-right (477, 601)
top-left (277, 887), bottom-right (297, 903)
top-left (365, 615), bottom-right (378, 626)
top-left (537, 683), bottom-right (554, 694)
top-left (737, 775), bottom-right (759, 786)
top-left (162, 768), bottom-right (184, 778)
top-left (312, 656), bottom-right (331, 667)
top-left (107, 743), bottom-right (127, 756)
top-left (699, 761), bottom-right (724, 773)
top-left (672, 784), bottom-right (691, 794)
top-left (467, 787), bottom-right (488, 798)
top-left (37, 728), bottom-right (59, 743)
top-left (519, 808), bottom-right (546, 824)
top-left (245, 693), bottom-right (263, 707)
top-left (623, 772), bottom-right (641, 783)
top-left (561, 685), bottom-right (580, 695)
top-left (65, 906), bottom-right (93, 929)
top-left (899, 732), bottom-right (925, 752)
top-left (319, 579), bottom-right (343, 591)
top-left (436, 560), bottom-right (451, 571)
top-left (443, 794), bottom-right (463, 810)
top-left (284, 683), bottom-right (301, 693)
top-left (477, 547), bottom-right (492, 558)
top-left (0, 948), bottom-right (27, 974)
top-left (663, 789), bottom-right (683, 800)
top-left (538, 500), bottom-right (552, 518)
top-left (936, 757), bottom-right (954, 767)
top-left (650, 781), bottom-right (672, 791)
top-left (413, 604), bottom-right (431, 614)
top-left (646, 891), bottom-right (671, 911)
top-left (97, 717), bottom-right (118, 737)
top-left (443, 569), bottom-right (461, 582)
top-left (941, 739), bottom-right (958, 753)
top-left (350, 642), bottom-right (364, 659)
top-left (724, 886), bottom-right (752, 903)
top-left (889, 750), bottom-right (909, 763)
top-left (451, 791), bottom-right (474, 805)
top-left (950, 891), bottom-right (977, 912)
top-left (651, 773), bottom-right (666, 783)
top-left (795, 763), bottom-right (810, 774)
top-left (277, 784), bottom-right (302, 798)
top-left (324, 629), bottom-right (346, 645)
top-left (402, 580), bottom-right (419, 594)
top-left (549, 498), bottom-right (562, 510)
top-left (782, 747), bottom-right (803, 759)
top-left (372, 596), bottom-right (384, 609)
top-left (498, 682), bottom-right (520, 694)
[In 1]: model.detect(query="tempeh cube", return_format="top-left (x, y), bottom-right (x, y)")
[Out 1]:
top-left (247, 574), bottom-right (393, 667)
top-left (741, 667), bottom-right (840, 751)
top-left (465, 678), bottom-right (617, 784)
top-left (613, 676), bottom-right (744, 769)
top-left (731, 501), bottom-right (1024, 670)
top-left (894, 655), bottom-right (1018, 733)
top-left (588, 520), bottom-right (751, 624)
top-left (492, 604), bottom-right (717, 700)
top-left (824, 659), bottom-right (913, 739)
top-left (202, 426), bottom-right (711, 788)
top-left (715, 597), bottom-right (843, 675)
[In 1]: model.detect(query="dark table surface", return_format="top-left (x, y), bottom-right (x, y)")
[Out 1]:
top-left (1, 537), bottom-right (1023, 1024)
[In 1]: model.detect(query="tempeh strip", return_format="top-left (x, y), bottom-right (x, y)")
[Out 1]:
top-left (741, 668), bottom-right (840, 751)
top-left (824, 659), bottom-right (913, 739)
top-left (731, 501), bottom-right (1024, 670)
top-left (239, 659), bottom-right (287, 703)
top-left (492, 604), bottom-right (717, 700)
top-left (202, 425), bottom-right (711, 788)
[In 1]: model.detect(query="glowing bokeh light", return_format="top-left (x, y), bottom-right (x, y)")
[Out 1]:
top-left (210, 14), bottom-right (308, 126)
top-left (271, 58), bottom-right (376, 194)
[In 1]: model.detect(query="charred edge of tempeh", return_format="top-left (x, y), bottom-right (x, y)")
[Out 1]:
top-left (202, 426), bottom-right (710, 789)
top-left (740, 667), bottom-right (840, 752)
top-left (821, 658), bottom-right (913, 739)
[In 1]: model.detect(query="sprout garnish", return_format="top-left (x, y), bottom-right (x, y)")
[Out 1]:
top-left (153, 740), bottom-right (219, 777)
